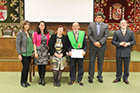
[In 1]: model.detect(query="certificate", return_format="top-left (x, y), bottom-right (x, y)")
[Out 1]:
top-left (71, 49), bottom-right (83, 58)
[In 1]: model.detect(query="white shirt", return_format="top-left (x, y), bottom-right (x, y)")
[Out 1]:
top-left (121, 29), bottom-right (126, 36)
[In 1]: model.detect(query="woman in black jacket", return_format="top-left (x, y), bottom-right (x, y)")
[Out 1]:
top-left (49, 25), bottom-right (68, 87)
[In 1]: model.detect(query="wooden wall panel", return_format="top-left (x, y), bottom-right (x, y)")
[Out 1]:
top-left (135, 33), bottom-right (140, 52)
top-left (0, 62), bottom-right (22, 71)
top-left (104, 37), bottom-right (116, 60)
top-left (0, 37), bottom-right (18, 59)
top-left (0, 61), bottom-right (140, 72)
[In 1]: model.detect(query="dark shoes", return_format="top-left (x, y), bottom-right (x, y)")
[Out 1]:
top-left (21, 82), bottom-right (31, 88)
top-left (113, 78), bottom-right (121, 83)
top-left (78, 82), bottom-right (84, 86)
top-left (41, 78), bottom-right (46, 86)
top-left (56, 81), bottom-right (61, 87)
top-left (88, 79), bottom-right (93, 83)
top-left (88, 76), bottom-right (103, 83)
top-left (113, 78), bottom-right (129, 84)
top-left (38, 78), bottom-right (46, 86)
top-left (88, 77), bottom-right (93, 83)
top-left (123, 79), bottom-right (129, 84)
top-left (68, 81), bottom-right (83, 86)
top-left (98, 78), bottom-right (103, 83)
top-left (21, 82), bottom-right (27, 88)
top-left (96, 76), bottom-right (103, 83)
top-left (68, 81), bottom-right (74, 85)
top-left (38, 78), bottom-right (42, 85)
top-left (54, 81), bottom-right (61, 87)
top-left (54, 81), bottom-right (57, 86)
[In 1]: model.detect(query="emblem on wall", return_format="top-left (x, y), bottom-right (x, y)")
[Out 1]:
top-left (0, 0), bottom-right (7, 21)
top-left (109, 3), bottom-right (125, 20)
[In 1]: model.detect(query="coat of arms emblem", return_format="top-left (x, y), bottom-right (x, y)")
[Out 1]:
top-left (0, 0), bottom-right (7, 21)
top-left (109, 3), bottom-right (125, 20)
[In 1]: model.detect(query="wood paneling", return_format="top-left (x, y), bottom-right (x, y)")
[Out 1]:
top-left (104, 37), bottom-right (116, 60)
top-left (0, 61), bottom-right (140, 72)
top-left (0, 61), bottom-right (22, 71)
top-left (0, 37), bottom-right (18, 59)
top-left (135, 32), bottom-right (140, 52)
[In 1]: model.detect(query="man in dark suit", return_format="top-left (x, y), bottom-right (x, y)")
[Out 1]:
top-left (88, 12), bottom-right (108, 83)
top-left (67, 22), bottom-right (87, 86)
top-left (112, 19), bottom-right (136, 84)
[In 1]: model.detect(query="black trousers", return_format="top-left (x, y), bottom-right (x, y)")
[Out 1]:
top-left (116, 57), bottom-right (130, 80)
top-left (38, 65), bottom-right (46, 78)
top-left (70, 58), bottom-right (84, 82)
top-left (21, 56), bottom-right (31, 83)
top-left (88, 48), bottom-right (105, 79)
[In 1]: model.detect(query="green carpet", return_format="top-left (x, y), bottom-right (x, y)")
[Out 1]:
top-left (0, 72), bottom-right (140, 93)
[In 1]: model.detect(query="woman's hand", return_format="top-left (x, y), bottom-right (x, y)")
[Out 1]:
top-left (35, 53), bottom-right (38, 59)
top-left (57, 53), bottom-right (63, 58)
top-left (54, 52), bottom-right (58, 57)
top-left (18, 55), bottom-right (22, 61)
top-left (54, 53), bottom-right (63, 58)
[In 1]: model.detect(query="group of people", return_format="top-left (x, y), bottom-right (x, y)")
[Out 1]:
top-left (16, 12), bottom-right (136, 88)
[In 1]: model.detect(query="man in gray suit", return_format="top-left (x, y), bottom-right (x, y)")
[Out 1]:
top-left (88, 12), bottom-right (108, 83)
top-left (112, 19), bottom-right (136, 84)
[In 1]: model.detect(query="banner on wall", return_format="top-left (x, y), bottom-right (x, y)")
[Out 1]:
top-left (0, 4), bottom-right (7, 21)
top-left (0, 0), bottom-right (22, 23)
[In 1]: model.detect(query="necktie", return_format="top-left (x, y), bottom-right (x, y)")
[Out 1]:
top-left (75, 31), bottom-right (78, 41)
top-left (97, 23), bottom-right (101, 35)
top-left (122, 30), bottom-right (126, 36)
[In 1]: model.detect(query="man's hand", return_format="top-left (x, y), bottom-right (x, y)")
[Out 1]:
top-left (123, 43), bottom-right (130, 47)
top-left (120, 42), bottom-right (125, 46)
top-left (82, 51), bottom-right (86, 56)
top-left (94, 42), bottom-right (102, 48)
top-left (68, 52), bottom-right (72, 56)
top-left (120, 42), bottom-right (130, 47)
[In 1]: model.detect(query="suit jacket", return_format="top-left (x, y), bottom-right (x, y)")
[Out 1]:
top-left (48, 34), bottom-right (68, 57)
top-left (88, 22), bottom-right (108, 49)
top-left (112, 29), bottom-right (136, 57)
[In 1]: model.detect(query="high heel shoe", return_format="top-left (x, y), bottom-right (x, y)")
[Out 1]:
top-left (38, 78), bottom-right (42, 85)
top-left (41, 78), bottom-right (45, 86)
top-left (21, 82), bottom-right (28, 88)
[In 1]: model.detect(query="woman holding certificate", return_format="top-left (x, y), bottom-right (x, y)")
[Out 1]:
top-left (49, 25), bottom-right (68, 87)
top-left (67, 22), bottom-right (87, 86)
